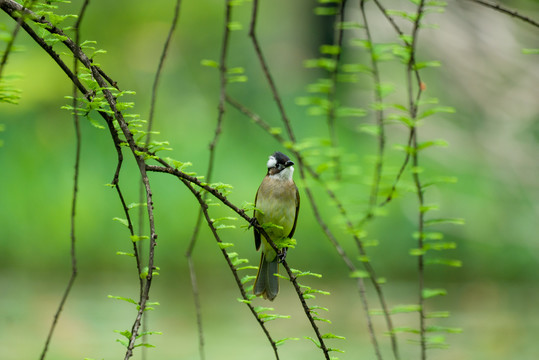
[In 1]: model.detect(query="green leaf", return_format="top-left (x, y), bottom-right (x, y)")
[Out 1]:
top-left (414, 60), bottom-right (441, 70)
top-left (291, 269), bottom-right (322, 278)
top-left (409, 248), bottom-right (426, 256)
top-left (349, 270), bottom-right (369, 278)
top-left (337, 21), bottom-right (362, 29)
top-left (341, 63), bottom-right (372, 74)
top-left (314, 6), bottom-right (338, 16)
top-left (376, 82), bottom-right (395, 98)
top-left (426, 311), bottom-right (450, 318)
top-left (115, 338), bottom-right (129, 348)
top-left (413, 231), bottom-right (444, 240)
top-left (137, 330), bottom-right (163, 338)
top-left (426, 325), bottom-right (462, 334)
top-left (321, 333), bottom-right (346, 340)
top-left (88, 116), bottom-right (105, 129)
top-left (358, 124), bottom-right (381, 136)
top-left (420, 204), bottom-right (439, 213)
top-left (422, 288), bottom-right (447, 299)
top-left (275, 337), bottom-right (300, 346)
top-left (131, 235), bottom-right (149, 243)
top-left (372, 304), bottom-right (420, 315)
top-left (200, 59), bottom-right (219, 68)
top-left (424, 218), bottom-right (465, 226)
top-left (240, 275), bottom-right (255, 284)
top-left (418, 106), bottom-right (456, 120)
top-left (113, 217), bottom-right (129, 228)
top-left (215, 224), bottom-right (236, 230)
top-left (227, 21), bottom-right (243, 31)
top-left (426, 258), bottom-right (462, 267)
top-left (320, 45), bottom-right (341, 55)
top-left (218, 242), bottom-right (234, 249)
top-left (254, 306), bottom-right (274, 313)
top-left (108, 295), bottom-right (138, 305)
top-left (116, 251), bottom-right (135, 257)
top-left (417, 139), bottom-right (449, 151)
top-left (336, 107), bottom-right (366, 118)
top-left (390, 326), bottom-right (419, 334)
top-left (305, 336), bottom-right (321, 348)
top-left (522, 48), bottom-right (539, 55)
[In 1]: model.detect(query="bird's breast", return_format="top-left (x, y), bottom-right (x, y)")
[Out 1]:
top-left (255, 177), bottom-right (297, 240)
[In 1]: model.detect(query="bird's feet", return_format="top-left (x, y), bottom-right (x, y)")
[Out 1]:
top-left (278, 247), bottom-right (288, 263)
top-left (248, 217), bottom-right (258, 229)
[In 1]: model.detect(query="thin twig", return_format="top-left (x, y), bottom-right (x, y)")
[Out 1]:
top-left (463, 0), bottom-right (539, 28)
top-left (360, 0), bottom-right (387, 229)
top-left (147, 162), bottom-right (331, 359)
top-left (247, 9), bottom-right (391, 353)
top-left (0, 0), bottom-right (36, 79)
top-left (248, 0), bottom-right (295, 143)
top-left (225, 95), bottom-right (385, 358)
top-left (181, 179), bottom-right (280, 360)
top-left (146, 0), bottom-right (181, 143)
top-left (185, 1), bottom-right (231, 358)
top-left (139, 2), bottom-right (182, 357)
top-left (326, 0), bottom-right (348, 181)
top-left (407, 1), bottom-right (427, 358)
top-left (39, 1), bottom-right (89, 359)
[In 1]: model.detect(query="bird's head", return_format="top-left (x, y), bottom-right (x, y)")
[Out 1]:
top-left (266, 151), bottom-right (295, 180)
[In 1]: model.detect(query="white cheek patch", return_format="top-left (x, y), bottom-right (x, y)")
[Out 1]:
top-left (267, 155), bottom-right (277, 169)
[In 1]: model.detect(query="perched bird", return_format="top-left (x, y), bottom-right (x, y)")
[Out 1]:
top-left (253, 151), bottom-right (300, 300)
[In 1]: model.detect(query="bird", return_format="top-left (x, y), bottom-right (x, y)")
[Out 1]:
top-left (253, 151), bottom-right (300, 301)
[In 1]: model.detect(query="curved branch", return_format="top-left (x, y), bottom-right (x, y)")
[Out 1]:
top-left (463, 0), bottom-right (539, 28)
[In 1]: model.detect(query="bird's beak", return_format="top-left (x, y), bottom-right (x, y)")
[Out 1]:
top-left (285, 160), bottom-right (294, 167)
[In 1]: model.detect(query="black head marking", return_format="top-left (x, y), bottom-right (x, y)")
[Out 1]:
top-left (267, 151), bottom-right (294, 175)
top-left (272, 151), bottom-right (290, 165)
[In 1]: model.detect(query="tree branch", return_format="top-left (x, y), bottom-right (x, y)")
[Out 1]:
top-left (463, 0), bottom-right (539, 28)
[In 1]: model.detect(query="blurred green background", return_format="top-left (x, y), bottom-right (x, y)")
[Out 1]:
top-left (1, 0), bottom-right (538, 359)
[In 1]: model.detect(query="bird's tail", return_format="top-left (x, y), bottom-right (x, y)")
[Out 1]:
top-left (253, 252), bottom-right (279, 301)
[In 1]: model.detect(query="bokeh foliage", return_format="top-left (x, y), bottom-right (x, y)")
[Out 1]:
top-left (0, 0), bottom-right (538, 359)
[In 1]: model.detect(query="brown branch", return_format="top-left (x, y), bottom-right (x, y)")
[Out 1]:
top-left (325, 0), bottom-right (348, 181)
top-left (38, 2), bottom-right (89, 359)
top-left (225, 95), bottom-right (389, 358)
top-left (1, 1), bottom-right (161, 356)
top-left (407, 1), bottom-right (427, 358)
top-left (181, 178), bottom-right (280, 360)
top-left (185, 2), bottom-right (230, 358)
top-left (146, 0), bottom-right (182, 143)
top-left (0, 0), bottom-right (36, 80)
top-left (248, 0), bottom-right (295, 143)
top-left (146, 161), bottom-right (330, 359)
top-left (360, 0), bottom-right (387, 228)
top-left (463, 0), bottom-right (539, 29)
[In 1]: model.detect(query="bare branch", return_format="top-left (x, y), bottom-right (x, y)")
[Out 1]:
top-left (463, 0), bottom-right (539, 28)
top-left (39, 1), bottom-right (89, 359)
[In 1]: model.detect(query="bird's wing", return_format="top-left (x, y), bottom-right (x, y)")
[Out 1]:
top-left (287, 184), bottom-right (300, 239)
top-left (254, 186), bottom-right (261, 251)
